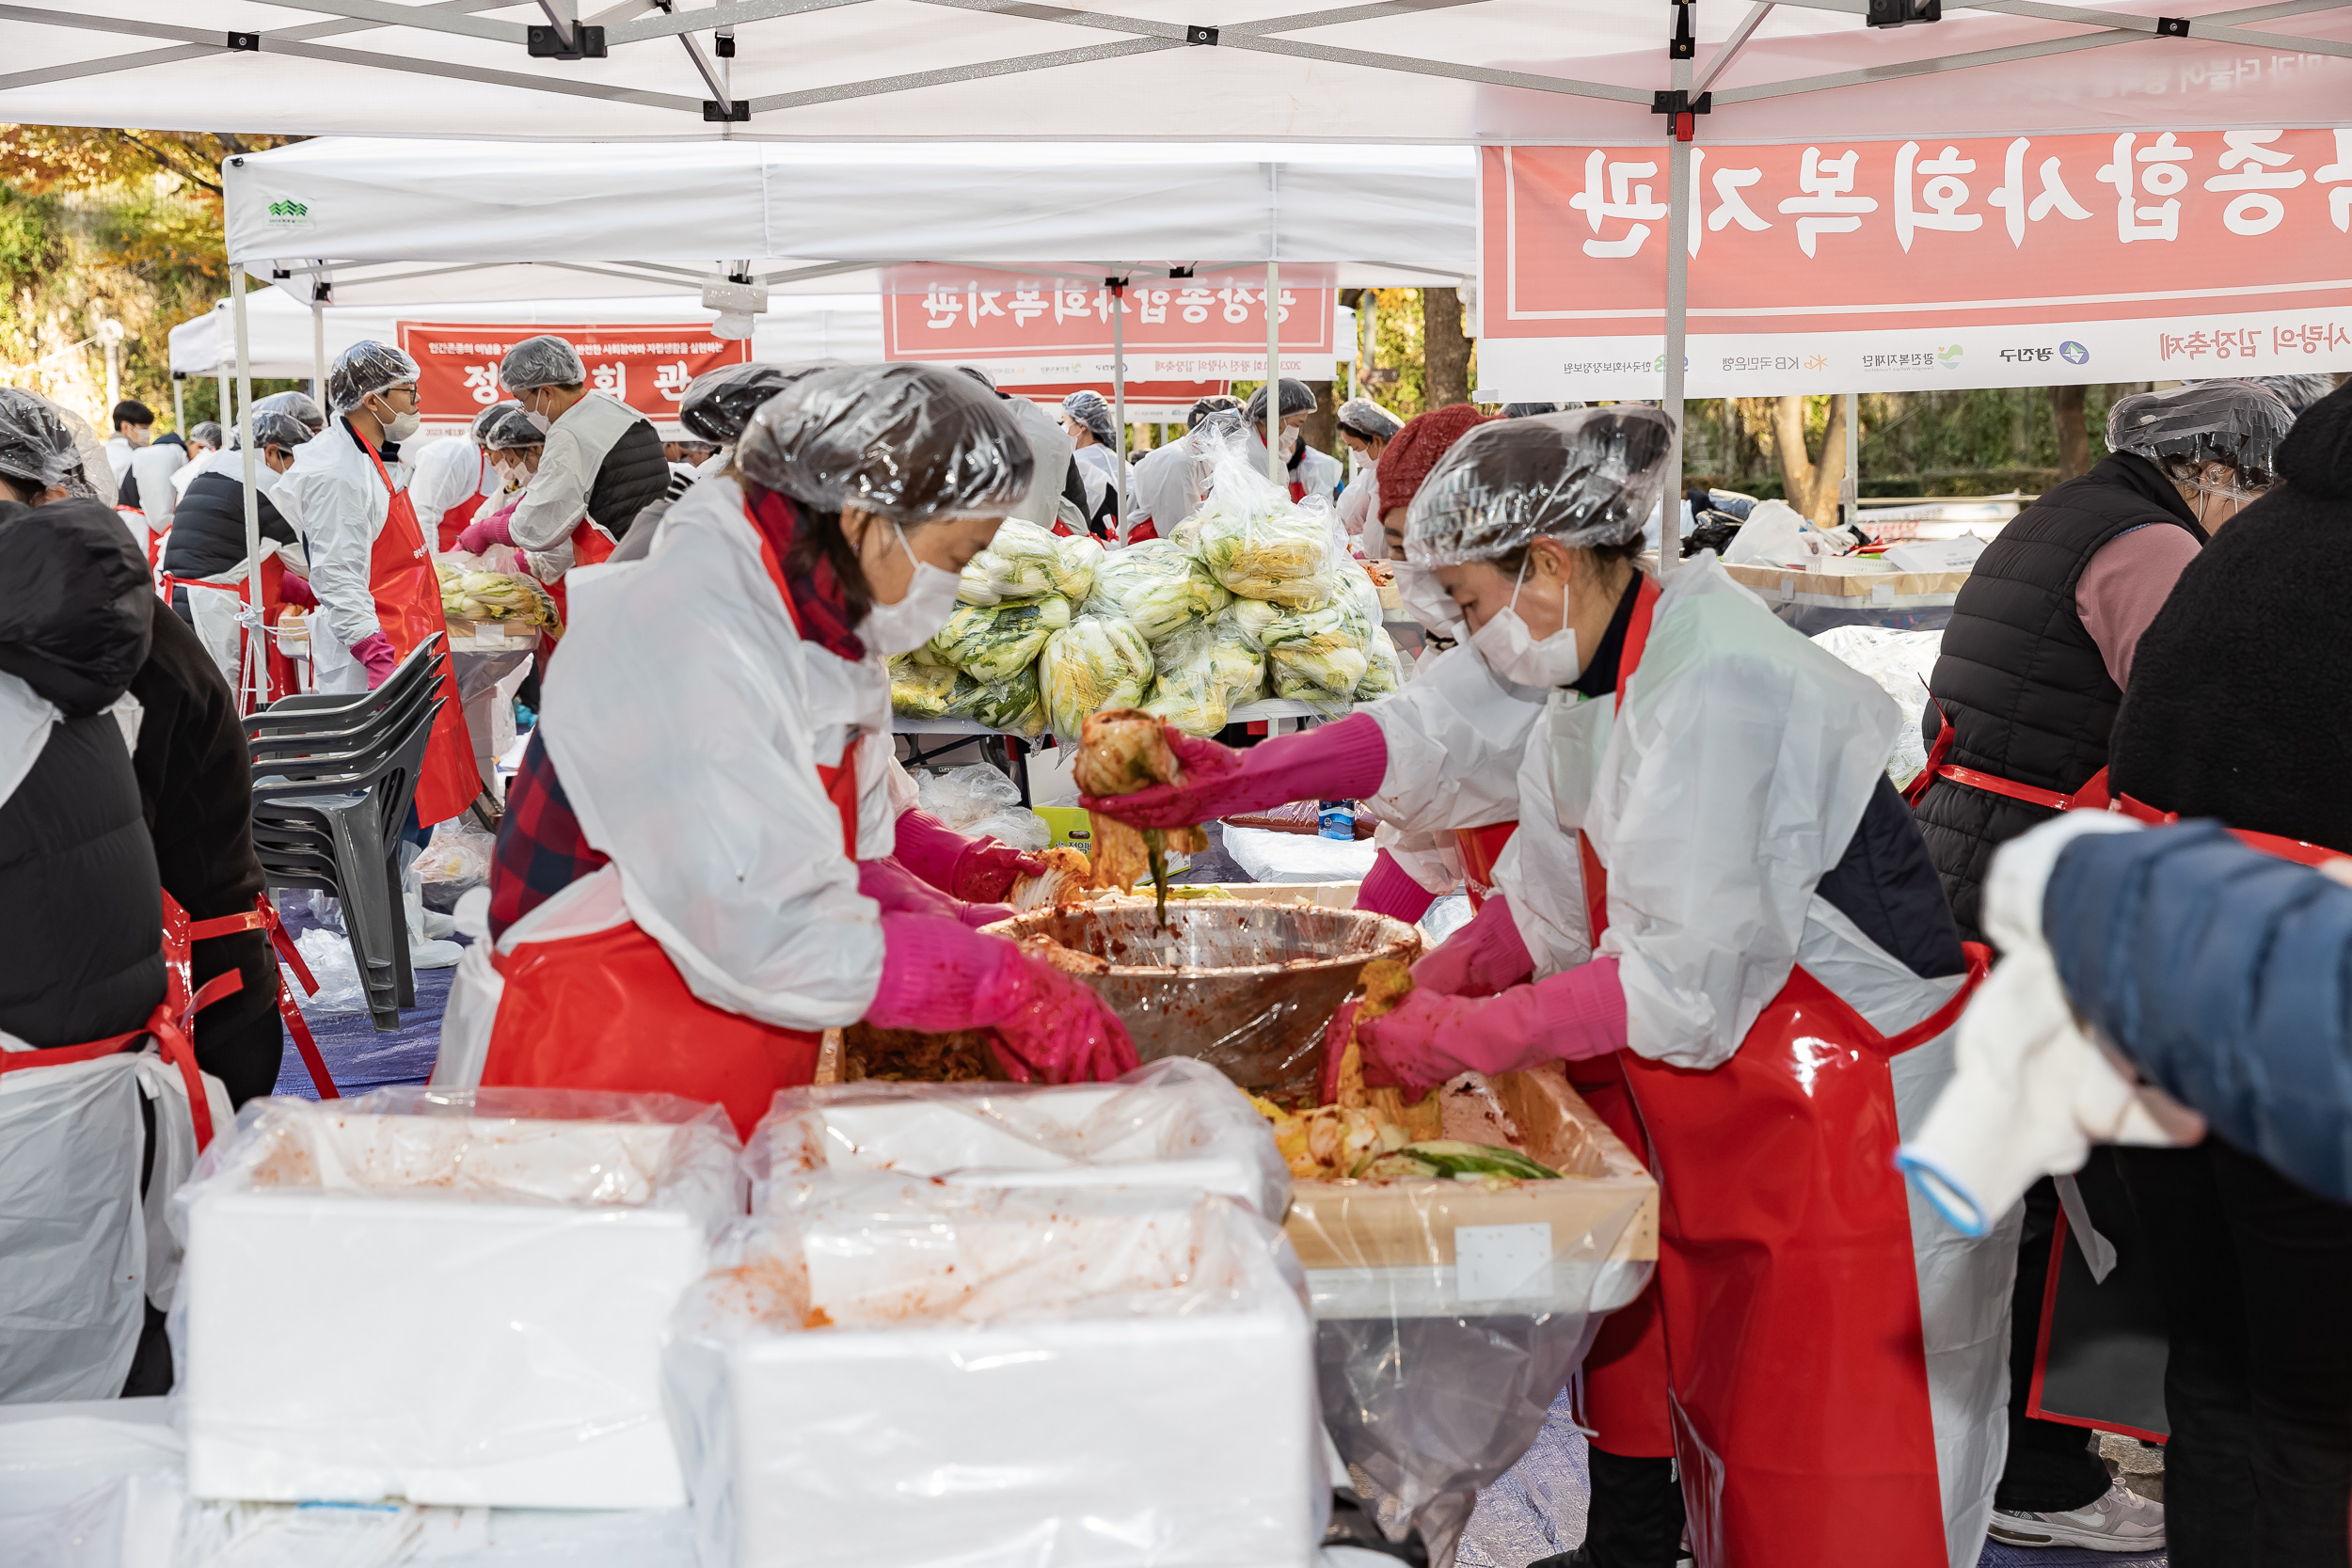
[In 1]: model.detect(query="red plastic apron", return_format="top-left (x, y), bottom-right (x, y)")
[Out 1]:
top-left (438, 483), bottom-right (487, 555)
top-left (478, 509), bottom-right (848, 1138)
top-left (1588, 577), bottom-right (1985, 1566)
top-left (1452, 822), bottom-right (1518, 911)
top-left (539, 516), bottom-right (617, 637)
top-left (357, 438), bottom-right (480, 825)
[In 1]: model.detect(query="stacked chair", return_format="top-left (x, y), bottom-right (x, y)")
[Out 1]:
top-left (243, 637), bottom-right (450, 1032)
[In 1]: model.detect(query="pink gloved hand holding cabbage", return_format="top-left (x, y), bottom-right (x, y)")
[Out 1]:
top-left (1079, 714), bottom-right (1389, 830)
top-left (1317, 896), bottom-right (1546, 1100)
top-left (891, 808), bottom-right (1047, 905)
top-left (857, 856), bottom-right (1013, 930)
top-left (865, 914), bottom-right (1136, 1084)
top-left (1357, 958), bottom-right (1625, 1096)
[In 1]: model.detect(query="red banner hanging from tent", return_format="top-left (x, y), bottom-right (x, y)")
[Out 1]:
top-left (881, 266), bottom-right (1338, 383)
top-left (396, 322), bottom-right (751, 424)
top-left (1477, 130), bottom-right (2352, 399)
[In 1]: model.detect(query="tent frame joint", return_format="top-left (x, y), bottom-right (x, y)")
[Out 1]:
top-left (2155, 14), bottom-right (2190, 35)
top-left (526, 21), bottom-right (606, 55)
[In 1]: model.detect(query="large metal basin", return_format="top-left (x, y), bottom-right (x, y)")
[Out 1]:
top-left (989, 902), bottom-right (1422, 1095)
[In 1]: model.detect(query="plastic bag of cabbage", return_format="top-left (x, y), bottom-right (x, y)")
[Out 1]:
top-left (890, 657), bottom-right (973, 720)
top-left (1040, 615), bottom-right (1155, 741)
top-left (1083, 539), bottom-right (1232, 641)
top-left (1263, 589), bottom-right (1376, 708)
top-left (958, 519), bottom-right (1100, 606)
top-left (961, 664), bottom-right (1047, 739)
top-left (929, 595), bottom-right (1073, 684)
top-left (1184, 433), bottom-right (1343, 609)
top-left (1141, 618), bottom-right (1267, 736)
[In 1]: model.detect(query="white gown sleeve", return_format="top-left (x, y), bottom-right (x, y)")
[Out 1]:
top-left (294, 472), bottom-right (385, 649)
top-left (507, 426), bottom-right (591, 552)
top-left (1361, 644), bottom-right (1546, 833)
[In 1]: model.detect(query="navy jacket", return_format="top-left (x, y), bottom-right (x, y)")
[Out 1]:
top-left (2047, 821), bottom-right (2352, 1204)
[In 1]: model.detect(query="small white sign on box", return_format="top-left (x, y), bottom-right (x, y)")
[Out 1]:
top-left (1454, 1221), bottom-right (1553, 1303)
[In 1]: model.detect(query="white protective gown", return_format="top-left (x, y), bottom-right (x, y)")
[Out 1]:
top-left (1073, 440), bottom-right (1120, 515)
top-left (272, 424), bottom-right (389, 695)
top-left (506, 391), bottom-right (652, 578)
top-left (1243, 433), bottom-right (1342, 505)
top-left (1486, 557), bottom-right (2018, 1568)
top-left (1337, 455), bottom-right (1380, 555)
top-left (126, 443), bottom-right (188, 535)
top-left (1358, 644), bottom-right (1549, 895)
top-left (406, 434), bottom-right (494, 554)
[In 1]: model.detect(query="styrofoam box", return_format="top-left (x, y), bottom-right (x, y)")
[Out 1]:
top-left (181, 1119), bottom-right (722, 1509)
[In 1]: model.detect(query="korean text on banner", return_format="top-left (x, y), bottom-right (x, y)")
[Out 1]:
top-left (396, 322), bottom-right (753, 423)
top-left (1478, 130), bottom-right (2352, 400)
top-left (882, 265), bottom-right (1337, 384)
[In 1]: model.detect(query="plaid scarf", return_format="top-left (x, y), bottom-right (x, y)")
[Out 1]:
top-left (742, 483), bottom-right (866, 662)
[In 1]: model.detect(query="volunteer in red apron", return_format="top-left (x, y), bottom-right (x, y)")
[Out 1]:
top-left (408, 402), bottom-right (509, 555)
top-left (274, 341), bottom-right (479, 827)
top-left (1244, 378), bottom-right (1342, 507)
top-left (1089, 409), bottom-right (2014, 1568)
top-left (438, 364), bottom-right (1135, 1136)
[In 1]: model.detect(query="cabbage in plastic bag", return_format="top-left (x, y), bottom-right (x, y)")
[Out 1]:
top-left (1057, 531), bottom-right (1104, 606)
top-left (959, 518), bottom-right (1092, 606)
top-left (1083, 539), bottom-right (1232, 642)
top-left (1184, 431), bottom-right (1341, 608)
top-left (1263, 592), bottom-right (1374, 706)
top-left (930, 595), bottom-right (1073, 684)
top-left (1354, 631), bottom-right (1405, 700)
top-left (890, 657), bottom-right (974, 719)
top-left (1141, 622), bottom-right (1266, 736)
top-left (1217, 597), bottom-right (1283, 653)
top-left (1041, 614), bottom-right (1155, 741)
top-left (963, 664), bottom-right (1047, 740)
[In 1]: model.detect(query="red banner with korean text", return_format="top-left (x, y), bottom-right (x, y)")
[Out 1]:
top-left (881, 266), bottom-right (1337, 384)
top-left (396, 322), bottom-right (751, 426)
top-left (1477, 130), bottom-right (2352, 399)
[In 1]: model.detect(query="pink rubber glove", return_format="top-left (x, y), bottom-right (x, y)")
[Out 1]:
top-left (350, 630), bottom-right (398, 689)
top-left (893, 809), bottom-right (1047, 904)
top-left (277, 572), bottom-right (317, 609)
top-left (858, 857), bottom-right (1015, 929)
top-left (866, 913), bottom-right (1136, 1083)
top-left (1359, 957), bottom-right (1626, 1096)
top-left (1355, 849), bottom-right (1439, 924)
top-left (1411, 894), bottom-right (1535, 1000)
top-left (454, 511), bottom-right (515, 554)
top-left (1080, 713), bottom-right (1390, 830)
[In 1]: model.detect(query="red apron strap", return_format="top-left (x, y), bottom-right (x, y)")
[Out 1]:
top-left (1931, 763), bottom-right (2110, 814)
top-left (1878, 941), bottom-right (1994, 1054)
top-left (0, 1033), bottom-right (142, 1073)
top-left (1902, 690), bottom-right (1957, 808)
top-left (0, 1006), bottom-right (216, 1150)
top-left (1574, 575), bottom-right (1664, 944)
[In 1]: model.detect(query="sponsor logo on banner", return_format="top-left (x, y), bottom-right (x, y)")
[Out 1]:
top-left (395, 322), bottom-right (750, 423)
top-left (263, 198), bottom-right (311, 229)
top-left (1479, 129), bottom-right (2352, 395)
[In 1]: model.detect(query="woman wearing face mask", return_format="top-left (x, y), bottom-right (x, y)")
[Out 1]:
top-left (1245, 379), bottom-right (1342, 505)
top-left (453, 406), bottom-right (545, 568)
top-left (1332, 396), bottom-right (1402, 556)
top-left (273, 341), bottom-right (480, 827)
top-left (440, 365), bottom-right (1135, 1136)
top-left (1087, 408), bottom-right (2010, 1568)
top-left (407, 403), bottom-right (513, 555)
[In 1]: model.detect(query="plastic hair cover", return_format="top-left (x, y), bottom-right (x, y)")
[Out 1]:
top-left (470, 401), bottom-right (520, 442)
top-left (2107, 380), bottom-right (2296, 486)
top-left (250, 410), bottom-right (314, 453)
top-left (1187, 394), bottom-right (1244, 431)
top-left (1335, 397), bottom-right (1403, 443)
top-left (188, 420), bottom-right (224, 449)
top-left (326, 341), bottom-right (421, 417)
top-left (737, 362), bottom-right (1034, 524)
top-left (1060, 388), bottom-right (1118, 446)
top-left (1500, 401), bottom-right (1586, 419)
top-left (679, 361), bottom-right (828, 445)
top-left (1245, 377), bottom-right (1319, 424)
top-left (496, 334), bottom-right (588, 394)
top-left (1405, 405), bottom-right (1676, 566)
top-left (476, 404), bottom-right (547, 452)
top-left (0, 388), bottom-right (114, 503)
top-left (251, 389), bottom-right (326, 434)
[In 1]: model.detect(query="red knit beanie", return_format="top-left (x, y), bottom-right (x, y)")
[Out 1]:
top-left (1378, 404), bottom-right (1493, 519)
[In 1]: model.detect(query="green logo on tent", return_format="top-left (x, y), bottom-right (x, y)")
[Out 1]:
top-left (264, 198), bottom-right (312, 227)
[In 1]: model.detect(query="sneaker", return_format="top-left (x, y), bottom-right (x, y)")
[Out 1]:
top-left (1988, 1481), bottom-right (2165, 1551)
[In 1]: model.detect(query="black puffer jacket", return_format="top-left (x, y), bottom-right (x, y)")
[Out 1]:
top-left (161, 469), bottom-right (298, 622)
top-left (587, 419), bottom-right (672, 541)
top-left (0, 498), bottom-right (165, 1045)
top-left (1913, 452), bottom-right (2204, 941)
top-left (2110, 381), bottom-right (2352, 853)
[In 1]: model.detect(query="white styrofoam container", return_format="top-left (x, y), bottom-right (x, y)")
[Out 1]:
top-left (179, 1101), bottom-right (739, 1509)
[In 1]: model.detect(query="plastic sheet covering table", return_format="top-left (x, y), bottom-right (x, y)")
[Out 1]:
top-left (1721, 561), bottom-right (1967, 635)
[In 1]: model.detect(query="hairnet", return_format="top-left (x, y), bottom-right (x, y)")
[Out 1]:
top-left (253, 389), bottom-right (326, 434)
top-left (0, 388), bottom-right (114, 504)
top-left (1501, 401), bottom-right (1586, 419)
top-left (1244, 378), bottom-right (1318, 425)
top-left (2107, 381), bottom-right (2295, 485)
top-left (327, 341), bottom-right (421, 416)
top-left (738, 362), bottom-right (1035, 524)
top-left (681, 361), bottom-right (824, 444)
top-left (477, 405), bottom-right (546, 451)
top-left (1405, 406), bottom-right (1676, 566)
top-left (1186, 394), bottom-right (1243, 430)
top-left (251, 410), bottom-right (313, 452)
top-left (470, 402), bottom-right (518, 442)
top-left (1061, 388), bottom-right (1117, 446)
top-left (188, 420), bottom-right (224, 449)
top-left (497, 335), bottom-right (588, 394)
top-left (1335, 397), bottom-right (1403, 443)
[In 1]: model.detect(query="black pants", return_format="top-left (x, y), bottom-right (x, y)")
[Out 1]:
top-left (1581, 1447), bottom-right (1686, 1568)
top-left (2117, 1140), bottom-right (2352, 1567)
top-left (1994, 1174), bottom-right (2116, 1513)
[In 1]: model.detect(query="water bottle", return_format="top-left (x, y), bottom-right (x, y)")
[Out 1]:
top-left (1317, 800), bottom-right (1355, 840)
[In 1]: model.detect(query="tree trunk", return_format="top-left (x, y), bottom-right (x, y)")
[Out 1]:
top-left (1814, 393), bottom-right (1847, 527)
top-left (1771, 394), bottom-right (1849, 525)
top-left (1302, 380), bottom-right (1338, 461)
top-left (1422, 287), bottom-right (1472, 407)
top-left (2053, 384), bottom-right (2090, 481)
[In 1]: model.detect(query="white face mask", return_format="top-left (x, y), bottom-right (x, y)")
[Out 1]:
top-left (1280, 426), bottom-right (1302, 457)
top-left (862, 521), bottom-right (964, 657)
top-left (368, 392), bottom-right (420, 443)
top-left (522, 404), bottom-right (553, 436)
top-left (1469, 554), bottom-right (1582, 689)
top-left (491, 458), bottom-right (525, 489)
top-left (1396, 561), bottom-right (1464, 640)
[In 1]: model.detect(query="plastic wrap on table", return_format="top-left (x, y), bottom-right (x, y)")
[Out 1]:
top-left (170, 1087), bottom-right (745, 1509)
top-left (1041, 613), bottom-right (1154, 742)
top-left (985, 903), bottom-right (1419, 1099)
top-left (926, 594), bottom-right (1071, 684)
top-left (1809, 625), bottom-right (1944, 787)
top-left (1141, 618), bottom-right (1264, 736)
top-left (1083, 537), bottom-right (1233, 641)
top-left (746, 1057), bottom-right (1291, 1219)
top-left (955, 517), bottom-right (1094, 607)
top-left (1286, 1069), bottom-right (1659, 1568)
top-left (1186, 433), bottom-right (1344, 608)
top-left (661, 1180), bottom-right (1324, 1568)
top-left (1264, 589), bottom-right (1376, 710)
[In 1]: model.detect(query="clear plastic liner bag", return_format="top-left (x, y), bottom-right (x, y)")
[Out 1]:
top-left (415, 819), bottom-right (495, 894)
top-left (662, 1180), bottom-right (1326, 1568)
top-left (1082, 536), bottom-right (1233, 641)
top-left (911, 761), bottom-right (1049, 850)
top-left (747, 1057), bottom-right (1291, 1219)
top-left (1141, 617), bottom-right (1264, 736)
top-left (1809, 626), bottom-right (1945, 787)
top-left (1265, 589), bottom-right (1377, 710)
top-left (955, 517), bottom-right (1093, 606)
top-left (170, 1088), bottom-right (746, 1510)
top-left (926, 594), bottom-right (1071, 683)
top-left (283, 927), bottom-right (367, 1017)
top-left (1187, 431), bottom-right (1344, 608)
top-left (1041, 613), bottom-right (1155, 741)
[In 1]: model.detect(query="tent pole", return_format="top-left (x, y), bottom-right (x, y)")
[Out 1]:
top-left (312, 299), bottom-right (329, 404)
top-left (1660, 103), bottom-right (1693, 578)
top-left (1110, 275), bottom-right (1127, 541)
top-left (1841, 391), bottom-right (1859, 528)
top-left (233, 267), bottom-right (265, 714)
top-left (173, 378), bottom-right (184, 436)
top-left (217, 366), bottom-right (230, 434)
top-left (1265, 261), bottom-right (1281, 485)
